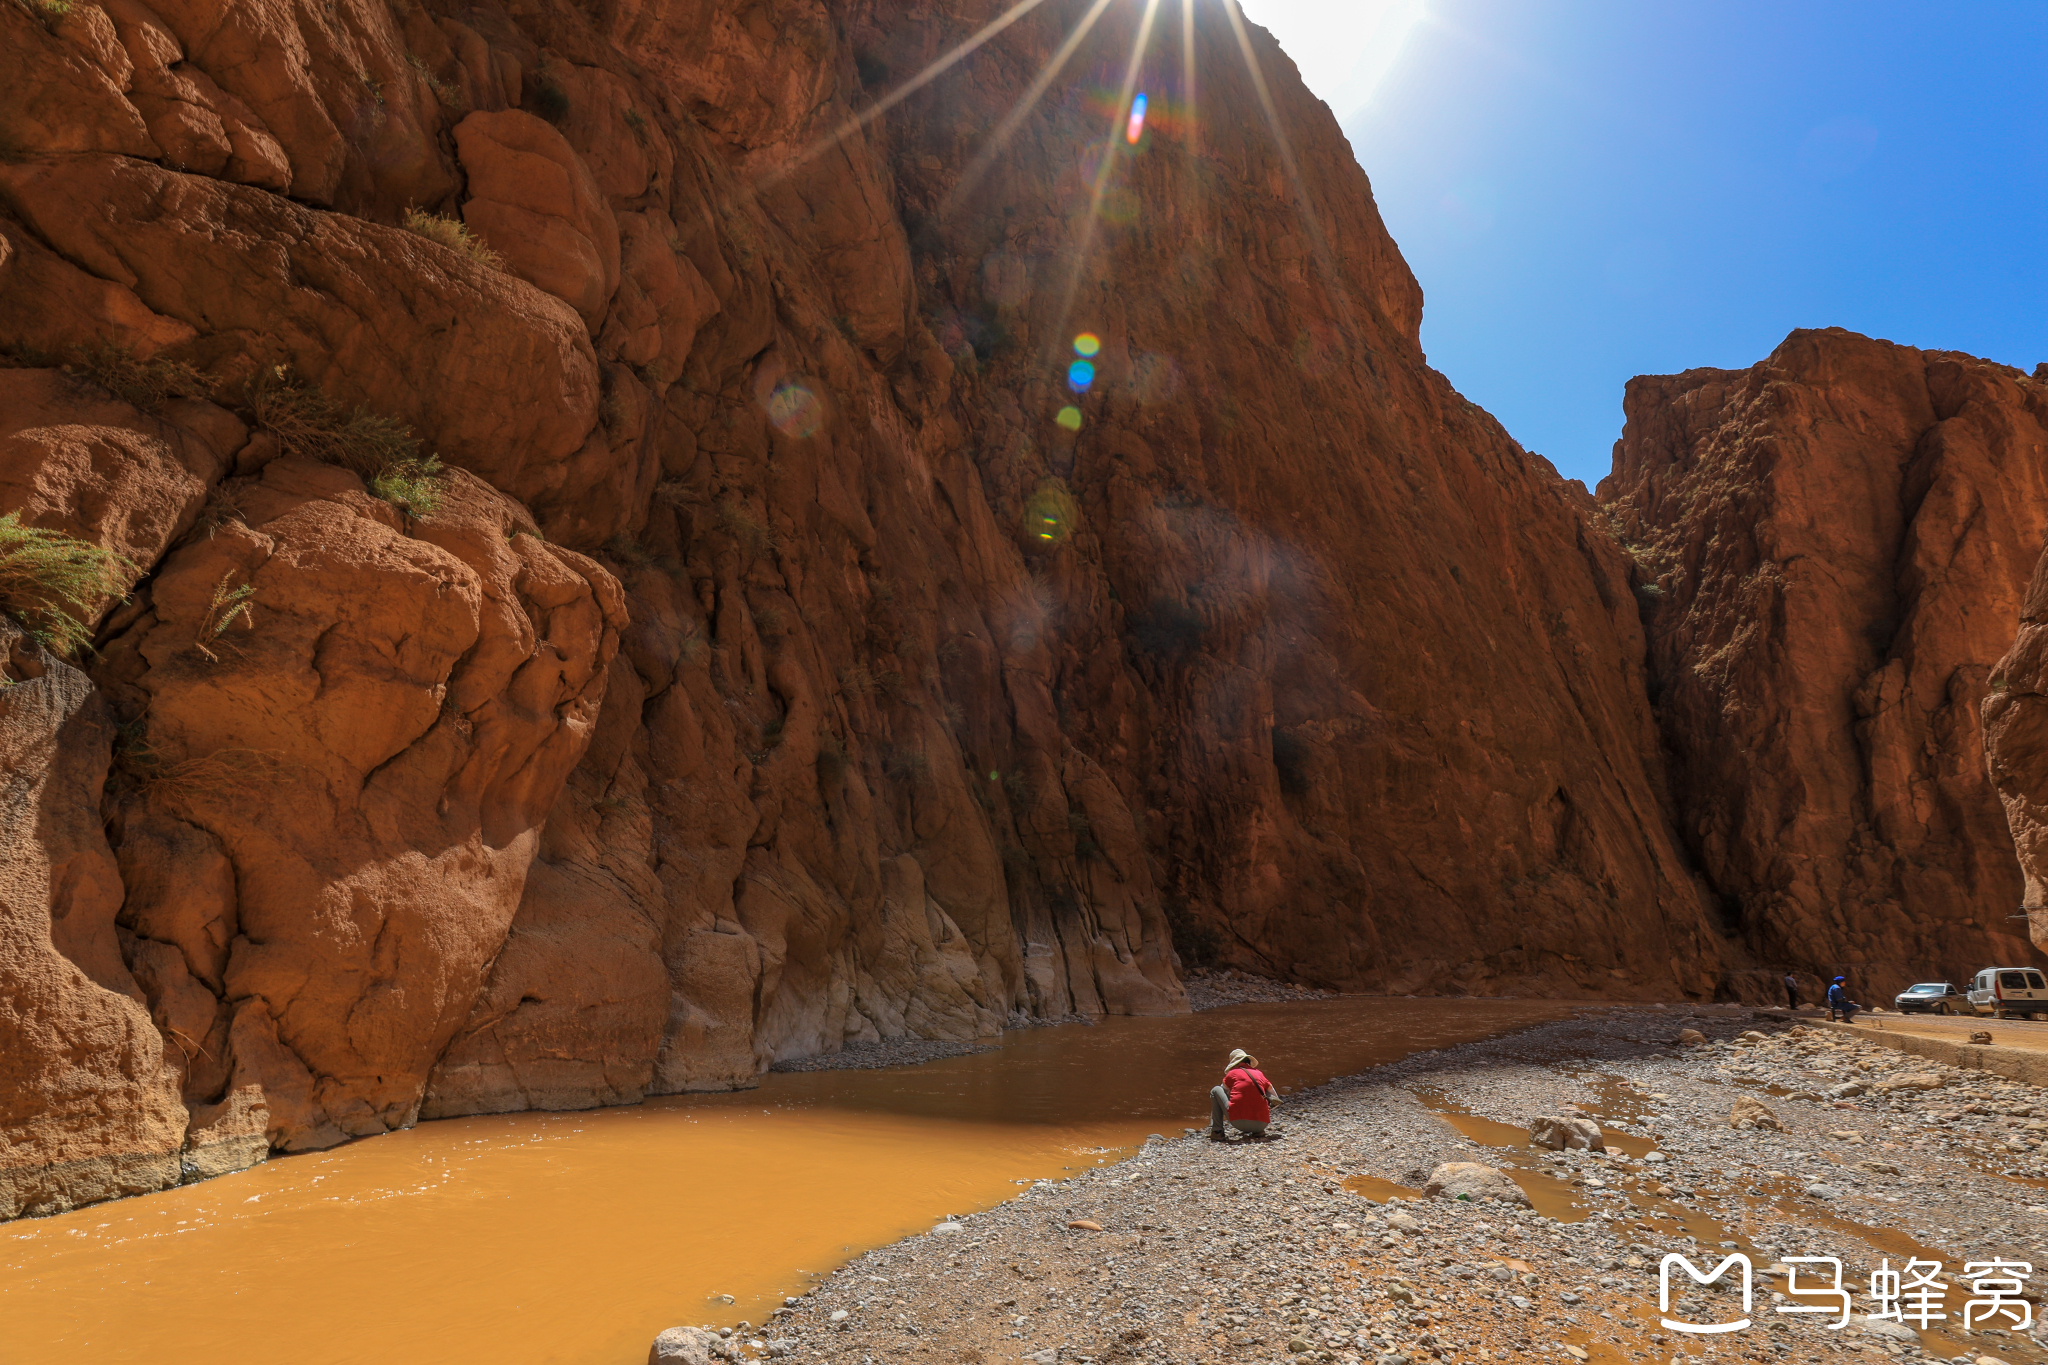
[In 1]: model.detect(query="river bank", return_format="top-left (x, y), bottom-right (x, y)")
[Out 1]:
top-left (0, 997), bottom-right (1587, 1365)
top-left (711, 1005), bottom-right (2048, 1365)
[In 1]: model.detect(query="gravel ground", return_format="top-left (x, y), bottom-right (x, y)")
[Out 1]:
top-left (770, 1039), bottom-right (1000, 1072)
top-left (1185, 972), bottom-right (1335, 1012)
top-left (662, 1005), bottom-right (2048, 1365)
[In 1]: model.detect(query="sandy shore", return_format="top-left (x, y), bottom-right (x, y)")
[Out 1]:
top-left (662, 1003), bottom-right (2048, 1365)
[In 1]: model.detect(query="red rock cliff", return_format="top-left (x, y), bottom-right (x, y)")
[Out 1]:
top-left (1601, 329), bottom-right (2048, 997)
top-left (1986, 480), bottom-right (2048, 953)
top-left (1, 0), bottom-right (1728, 1217)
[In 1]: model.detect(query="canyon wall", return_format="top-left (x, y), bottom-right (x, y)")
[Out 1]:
top-left (0, 0), bottom-right (1734, 1214)
top-left (1987, 496), bottom-right (2048, 955)
top-left (1602, 330), bottom-right (2048, 996)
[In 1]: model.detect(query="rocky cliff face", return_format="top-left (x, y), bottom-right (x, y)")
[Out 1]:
top-left (5, 0), bottom-right (1735, 1216)
top-left (1987, 530), bottom-right (2048, 952)
top-left (1602, 330), bottom-right (2048, 996)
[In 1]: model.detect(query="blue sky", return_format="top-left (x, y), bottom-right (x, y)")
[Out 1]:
top-left (1237, 0), bottom-right (2048, 488)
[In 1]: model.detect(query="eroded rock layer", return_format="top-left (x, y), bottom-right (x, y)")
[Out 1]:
top-left (1602, 329), bottom-right (2048, 994)
top-left (0, 0), bottom-right (1737, 1214)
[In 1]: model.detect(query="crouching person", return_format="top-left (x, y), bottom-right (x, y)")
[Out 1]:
top-left (1209, 1048), bottom-right (1278, 1142)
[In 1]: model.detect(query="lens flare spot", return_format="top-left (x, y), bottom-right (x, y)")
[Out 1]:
top-left (1055, 405), bottom-right (1083, 432)
top-left (1067, 359), bottom-right (1095, 393)
top-left (1126, 93), bottom-right (1147, 145)
top-left (1023, 478), bottom-right (1078, 546)
top-left (764, 380), bottom-right (823, 438)
top-left (1072, 333), bottom-right (1101, 357)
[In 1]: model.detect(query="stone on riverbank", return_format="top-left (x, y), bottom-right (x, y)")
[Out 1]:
top-left (1422, 1162), bottom-right (1530, 1207)
top-left (1529, 1115), bottom-right (1604, 1151)
top-left (649, 1326), bottom-right (731, 1364)
top-left (1728, 1095), bottom-right (1782, 1131)
top-left (1876, 1072), bottom-right (1945, 1092)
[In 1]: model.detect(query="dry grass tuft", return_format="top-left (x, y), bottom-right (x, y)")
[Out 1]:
top-left (248, 368), bottom-right (419, 474)
top-left (193, 571), bottom-right (255, 661)
top-left (144, 748), bottom-right (294, 807)
top-left (76, 342), bottom-right (215, 410)
top-left (401, 208), bottom-right (501, 270)
top-left (247, 369), bottom-right (447, 518)
top-left (716, 498), bottom-right (776, 554)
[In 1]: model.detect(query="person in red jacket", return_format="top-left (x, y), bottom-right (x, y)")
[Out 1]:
top-left (1208, 1048), bottom-right (1279, 1142)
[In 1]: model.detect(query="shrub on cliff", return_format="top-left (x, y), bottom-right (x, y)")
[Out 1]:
top-left (76, 343), bottom-right (216, 410)
top-left (0, 512), bottom-right (121, 656)
top-left (247, 369), bottom-right (447, 518)
top-left (369, 457), bottom-right (447, 519)
top-left (400, 209), bottom-right (502, 271)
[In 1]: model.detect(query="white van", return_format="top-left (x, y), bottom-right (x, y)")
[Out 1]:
top-left (1966, 967), bottom-right (2048, 1019)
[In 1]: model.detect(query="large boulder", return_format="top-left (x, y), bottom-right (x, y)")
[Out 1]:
top-left (0, 154), bottom-right (610, 535)
top-left (0, 620), bottom-right (187, 1218)
top-left (93, 458), bottom-right (622, 1151)
top-left (454, 110), bottom-right (621, 327)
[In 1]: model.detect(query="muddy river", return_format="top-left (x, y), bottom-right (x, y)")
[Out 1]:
top-left (0, 996), bottom-right (1586, 1365)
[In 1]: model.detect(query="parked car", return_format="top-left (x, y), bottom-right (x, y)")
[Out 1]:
top-left (1966, 967), bottom-right (2048, 1019)
top-left (1894, 982), bottom-right (1967, 1014)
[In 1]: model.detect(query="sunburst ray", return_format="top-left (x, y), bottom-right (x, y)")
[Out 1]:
top-left (943, 0), bottom-right (1120, 216)
top-left (1055, 0), bottom-right (1166, 330)
top-left (768, 0), bottom-right (1056, 186)
top-left (1220, 0), bottom-right (1357, 330)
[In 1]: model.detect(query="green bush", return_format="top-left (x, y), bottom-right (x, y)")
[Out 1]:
top-left (0, 512), bottom-right (121, 656)
top-left (368, 456), bottom-right (447, 519)
top-left (401, 208), bottom-right (501, 270)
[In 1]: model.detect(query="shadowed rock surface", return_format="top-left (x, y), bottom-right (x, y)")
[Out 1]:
top-left (1602, 329), bottom-right (2048, 996)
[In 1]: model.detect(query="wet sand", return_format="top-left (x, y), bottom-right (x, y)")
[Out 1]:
top-left (0, 997), bottom-right (1579, 1365)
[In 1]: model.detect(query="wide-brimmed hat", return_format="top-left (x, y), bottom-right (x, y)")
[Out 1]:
top-left (1833, 975), bottom-right (1845, 982)
top-left (1226, 1048), bottom-right (1258, 1069)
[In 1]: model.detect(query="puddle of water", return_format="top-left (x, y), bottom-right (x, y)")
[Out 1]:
top-left (1409, 1090), bottom-right (1593, 1223)
top-left (1341, 1175), bottom-right (1422, 1203)
top-left (0, 996), bottom-right (1583, 1365)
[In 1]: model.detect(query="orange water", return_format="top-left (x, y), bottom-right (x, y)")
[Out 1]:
top-left (0, 996), bottom-right (1584, 1365)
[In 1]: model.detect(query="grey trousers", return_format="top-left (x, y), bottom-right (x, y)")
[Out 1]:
top-left (1209, 1085), bottom-right (1267, 1136)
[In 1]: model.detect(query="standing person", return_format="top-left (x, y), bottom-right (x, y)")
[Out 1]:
top-left (1784, 972), bottom-right (1801, 1011)
top-left (1827, 976), bottom-right (1861, 1023)
top-left (1209, 1048), bottom-right (1279, 1143)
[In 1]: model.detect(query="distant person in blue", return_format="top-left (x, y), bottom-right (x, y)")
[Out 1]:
top-left (1784, 972), bottom-right (1800, 1011)
top-left (1827, 976), bottom-right (1861, 1023)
